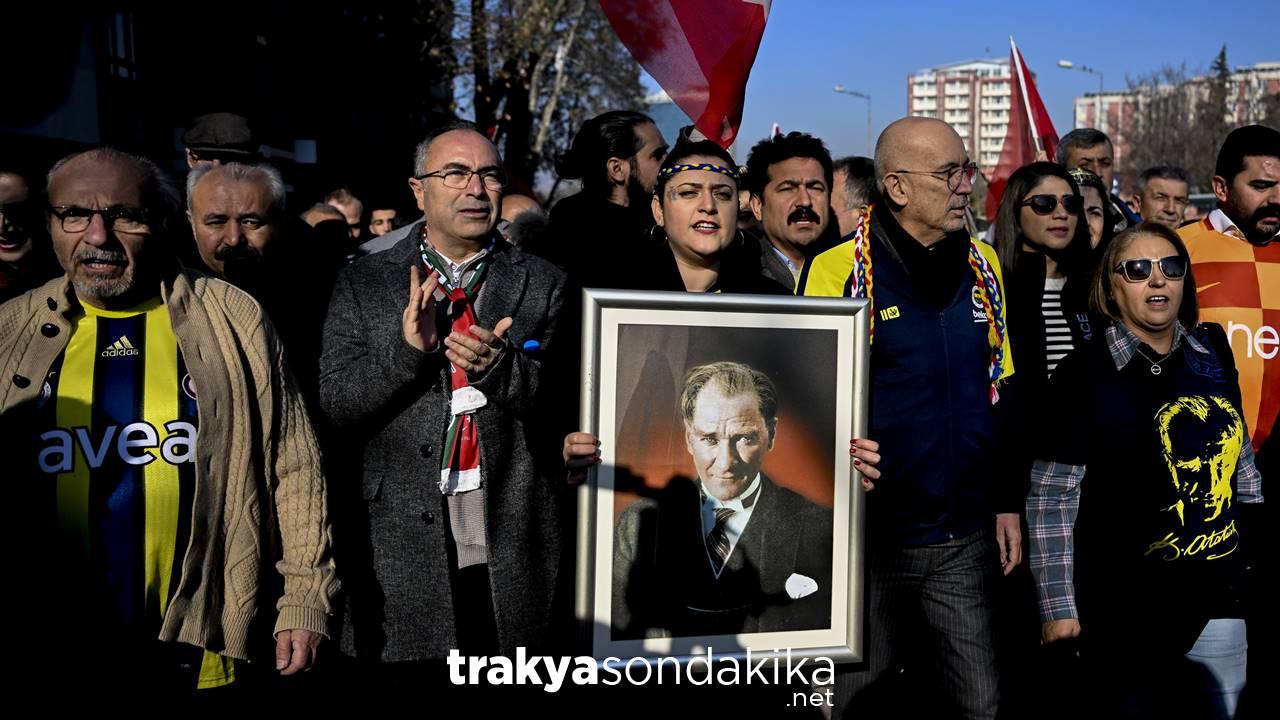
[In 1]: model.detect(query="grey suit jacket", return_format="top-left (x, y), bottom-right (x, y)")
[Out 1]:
top-left (612, 474), bottom-right (833, 639)
top-left (320, 225), bottom-right (568, 661)
top-left (755, 233), bottom-right (800, 292)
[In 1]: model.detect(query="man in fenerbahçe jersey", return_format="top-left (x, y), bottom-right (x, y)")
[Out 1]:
top-left (0, 148), bottom-right (336, 695)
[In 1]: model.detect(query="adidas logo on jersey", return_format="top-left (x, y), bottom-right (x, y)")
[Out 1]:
top-left (101, 335), bottom-right (139, 358)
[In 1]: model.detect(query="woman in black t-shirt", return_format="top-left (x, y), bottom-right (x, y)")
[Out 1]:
top-left (1026, 222), bottom-right (1263, 718)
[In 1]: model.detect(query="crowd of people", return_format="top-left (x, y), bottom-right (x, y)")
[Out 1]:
top-left (0, 104), bottom-right (1276, 718)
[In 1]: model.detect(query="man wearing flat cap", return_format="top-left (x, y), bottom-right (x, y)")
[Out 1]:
top-left (183, 112), bottom-right (260, 168)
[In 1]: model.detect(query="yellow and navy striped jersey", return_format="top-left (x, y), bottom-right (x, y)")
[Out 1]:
top-left (36, 296), bottom-right (234, 689)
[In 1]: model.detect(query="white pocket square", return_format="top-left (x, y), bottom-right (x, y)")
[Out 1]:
top-left (785, 573), bottom-right (818, 599)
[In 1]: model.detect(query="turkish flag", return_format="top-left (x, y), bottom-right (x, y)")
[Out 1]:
top-left (598, 0), bottom-right (770, 148)
top-left (985, 38), bottom-right (1060, 220)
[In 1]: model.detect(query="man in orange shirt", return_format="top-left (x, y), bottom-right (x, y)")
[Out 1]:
top-left (1178, 125), bottom-right (1279, 473)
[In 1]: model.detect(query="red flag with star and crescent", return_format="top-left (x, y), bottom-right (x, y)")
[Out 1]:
top-left (598, 0), bottom-right (770, 148)
top-left (985, 37), bottom-right (1059, 220)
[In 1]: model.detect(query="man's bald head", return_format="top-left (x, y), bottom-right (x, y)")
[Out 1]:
top-left (499, 194), bottom-right (544, 223)
top-left (874, 117), bottom-right (963, 188)
top-left (873, 117), bottom-right (973, 244)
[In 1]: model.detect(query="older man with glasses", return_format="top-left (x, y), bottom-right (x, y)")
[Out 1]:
top-left (0, 147), bottom-right (337, 696)
top-left (319, 121), bottom-right (569, 684)
top-left (800, 117), bottom-right (1022, 719)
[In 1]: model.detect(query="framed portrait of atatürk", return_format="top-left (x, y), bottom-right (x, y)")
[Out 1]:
top-left (575, 289), bottom-right (871, 665)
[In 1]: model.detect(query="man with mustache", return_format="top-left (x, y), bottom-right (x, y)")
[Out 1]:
top-left (0, 148), bottom-right (337, 696)
top-left (744, 131), bottom-right (838, 290)
top-left (800, 117), bottom-right (1021, 718)
top-left (320, 121), bottom-right (569, 683)
top-left (186, 162), bottom-right (336, 394)
top-left (187, 162), bottom-right (282, 280)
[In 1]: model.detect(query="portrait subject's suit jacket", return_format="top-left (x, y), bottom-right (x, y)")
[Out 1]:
top-left (320, 227), bottom-right (568, 661)
top-left (612, 473), bottom-right (833, 639)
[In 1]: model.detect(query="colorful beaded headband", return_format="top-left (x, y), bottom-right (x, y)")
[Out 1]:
top-left (657, 162), bottom-right (740, 182)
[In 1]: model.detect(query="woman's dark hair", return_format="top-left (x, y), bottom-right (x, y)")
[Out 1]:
top-left (993, 161), bottom-right (1092, 278)
top-left (1089, 220), bottom-right (1199, 329)
top-left (653, 140), bottom-right (739, 199)
top-left (554, 110), bottom-right (653, 196)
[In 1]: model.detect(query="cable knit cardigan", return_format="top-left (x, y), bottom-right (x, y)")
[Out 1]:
top-left (0, 269), bottom-right (338, 659)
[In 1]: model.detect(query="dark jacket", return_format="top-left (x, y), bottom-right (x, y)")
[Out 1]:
top-left (612, 474), bottom-right (833, 638)
top-left (619, 234), bottom-right (792, 295)
top-left (319, 227), bottom-right (568, 661)
top-left (537, 191), bottom-right (654, 289)
top-left (1005, 252), bottom-right (1098, 387)
top-left (849, 209), bottom-right (1021, 546)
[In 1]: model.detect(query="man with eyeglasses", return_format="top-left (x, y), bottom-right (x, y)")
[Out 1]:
top-left (800, 117), bottom-right (1020, 719)
top-left (0, 148), bottom-right (337, 696)
top-left (320, 121), bottom-right (569, 682)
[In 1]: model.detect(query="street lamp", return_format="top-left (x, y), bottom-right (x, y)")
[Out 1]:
top-left (833, 85), bottom-right (872, 156)
top-left (1058, 59), bottom-right (1105, 132)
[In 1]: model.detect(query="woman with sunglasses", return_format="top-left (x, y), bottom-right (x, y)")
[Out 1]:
top-left (1027, 222), bottom-right (1263, 717)
top-left (992, 162), bottom-right (1100, 715)
top-left (994, 162), bottom-right (1098, 385)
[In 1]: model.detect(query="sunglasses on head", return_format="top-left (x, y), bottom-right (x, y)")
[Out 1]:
top-left (1112, 255), bottom-right (1187, 283)
top-left (1020, 194), bottom-right (1083, 215)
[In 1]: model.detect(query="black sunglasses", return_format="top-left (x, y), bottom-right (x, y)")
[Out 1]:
top-left (1020, 194), bottom-right (1083, 215)
top-left (1113, 255), bottom-right (1187, 283)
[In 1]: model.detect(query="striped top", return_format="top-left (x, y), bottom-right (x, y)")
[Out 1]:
top-left (1042, 277), bottom-right (1073, 377)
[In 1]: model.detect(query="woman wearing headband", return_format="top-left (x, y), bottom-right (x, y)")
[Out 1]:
top-left (616, 139), bottom-right (790, 294)
top-left (1026, 222), bottom-right (1262, 717)
top-left (565, 140), bottom-right (881, 483)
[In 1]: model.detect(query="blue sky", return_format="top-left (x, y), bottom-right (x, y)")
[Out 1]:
top-left (642, 0), bottom-right (1278, 160)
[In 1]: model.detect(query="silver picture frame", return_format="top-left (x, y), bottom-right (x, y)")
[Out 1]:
top-left (575, 288), bottom-right (871, 666)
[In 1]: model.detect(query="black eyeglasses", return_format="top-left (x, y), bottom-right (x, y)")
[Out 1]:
top-left (1113, 255), bottom-right (1187, 283)
top-left (894, 161), bottom-right (977, 193)
top-left (415, 167), bottom-right (507, 191)
top-left (1020, 194), bottom-right (1083, 216)
top-left (48, 205), bottom-right (151, 234)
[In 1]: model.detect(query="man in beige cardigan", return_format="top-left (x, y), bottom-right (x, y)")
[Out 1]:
top-left (0, 148), bottom-right (337, 694)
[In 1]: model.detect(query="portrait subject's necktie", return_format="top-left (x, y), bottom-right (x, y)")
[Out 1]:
top-left (706, 507), bottom-right (736, 575)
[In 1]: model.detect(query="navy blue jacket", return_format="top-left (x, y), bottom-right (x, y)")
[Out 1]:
top-left (861, 214), bottom-right (1020, 546)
